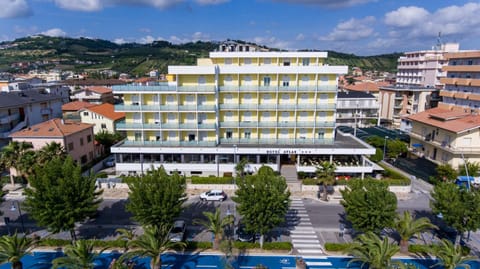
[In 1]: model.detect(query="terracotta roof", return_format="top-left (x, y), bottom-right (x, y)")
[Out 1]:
top-left (63, 79), bottom-right (126, 86)
top-left (342, 81), bottom-right (392, 92)
top-left (84, 103), bottom-right (125, 120)
top-left (87, 86), bottom-right (112, 94)
top-left (62, 101), bottom-right (96, 111)
top-left (10, 118), bottom-right (93, 138)
top-left (408, 107), bottom-right (480, 133)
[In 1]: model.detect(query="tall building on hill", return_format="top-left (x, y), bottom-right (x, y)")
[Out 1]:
top-left (111, 46), bottom-right (376, 178)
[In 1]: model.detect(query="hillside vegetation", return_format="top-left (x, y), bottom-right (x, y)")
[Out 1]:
top-left (0, 36), bottom-right (401, 76)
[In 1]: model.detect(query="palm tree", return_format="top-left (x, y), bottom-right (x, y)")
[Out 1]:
top-left (194, 208), bottom-right (234, 250)
top-left (393, 211), bottom-right (437, 253)
top-left (315, 161), bottom-right (336, 201)
top-left (121, 225), bottom-right (185, 269)
top-left (36, 142), bottom-right (66, 165)
top-left (0, 141), bottom-right (34, 184)
top-left (115, 228), bottom-right (135, 252)
top-left (0, 233), bottom-right (37, 269)
top-left (235, 158), bottom-right (248, 179)
top-left (52, 239), bottom-right (106, 269)
top-left (344, 232), bottom-right (402, 269)
top-left (431, 239), bottom-right (479, 269)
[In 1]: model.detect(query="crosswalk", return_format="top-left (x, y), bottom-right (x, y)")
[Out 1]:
top-left (288, 198), bottom-right (325, 256)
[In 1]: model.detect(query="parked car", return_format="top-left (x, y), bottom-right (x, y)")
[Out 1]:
top-left (200, 190), bottom-right (227, 201)
top-left (103, 156), bottom-right (115, 167)
top-left (169, 220), bottom-right (186, 242)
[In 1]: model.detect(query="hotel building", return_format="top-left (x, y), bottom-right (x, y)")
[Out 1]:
top-left (111, 48), bottom-right (376, 177)
top-left (408, 50), bottom-right (480, 168)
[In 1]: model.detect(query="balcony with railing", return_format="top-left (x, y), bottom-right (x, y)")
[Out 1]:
top-left (116, 122), bottom-right (215, 130)
top-left (219, 138), bottom-right (334, 145)
top-left (123, 140), bottom-right (217, 147)
top-left (0, 113), bottom-right (20, 124)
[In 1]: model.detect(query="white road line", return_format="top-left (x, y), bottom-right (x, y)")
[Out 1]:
top-left (297, 249), bottom-right (324, 254)
top-left (293, 243), bottom-right (323, 248)
top-left (292, 239), bottom-right (320, 244)
top-left (306, 262), bottom-right (332, 266)
top-left (301, 256), bottom-right (328, 259)
top-left (291, 234), bottom-right (316, 238)
top-left (297, 222), bottom-right (313, 226)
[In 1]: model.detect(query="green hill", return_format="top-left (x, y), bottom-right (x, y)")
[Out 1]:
top-left (0, 36), bottom-right (401, 76)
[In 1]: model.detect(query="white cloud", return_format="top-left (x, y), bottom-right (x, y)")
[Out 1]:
top-left (272, 0), bottom-right (377, 8)
top-left (194, 0), bottom-right (229, 5)
top-left (113, 38), bottom-right (128, 44)
top-left (50, 0), bottom-right (227, 11)
top-left (384, 3), bottom-right (480, 39)
top-left (137, 35), bottom-right (157, 44)
top-left (319, 16), bottom-right (375, 41)
top-left (40, 28), bottom-right (67, 37)
top-left (384, 6), bottom-right (429, 28)
top-left (251, 36), bottom-right (290, 49)
top-left (296, 33), bottom-right (305, 41)
top-left (0, 0), bottom-right (32, 18)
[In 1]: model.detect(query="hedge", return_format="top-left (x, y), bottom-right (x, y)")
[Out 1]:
top-left (191, 176), bottom-right (234, 184)
top-left (409, 244), bottom-right (471, 256)
top-left (324, 242), bottom-right (352, 252)
top-left (302, 178), bottom-right (317, 185)
top-left (262, 242), bottom-right (292, 250)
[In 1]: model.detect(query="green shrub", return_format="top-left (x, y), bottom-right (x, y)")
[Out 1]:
top-left (384, 177), bottom-right (411, 186)
top-left (262, 242), bottom-right (292, 250)
top-left (185, 241), bottom-right (212, 250)
top-left (302, 178), bottom-right (317, 185)
top-left (408, 244), bottom-right (431, 254)
top-left (233, 241), bottom-right (259, 249)
top-left (297, 171), bottom-right (307, 179)
top-left (324, 242), bottom-right (352, 252)
top-left (38, 238), bottom-right (71, 247)
top-left (96, 172), bottom-right (108, 178)
top-left (191, 176), bottom-right (234, 184)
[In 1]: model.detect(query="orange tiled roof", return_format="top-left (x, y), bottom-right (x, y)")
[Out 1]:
top-left (408, 107), bottom-right (480, 133)
top-left (84, 103), bottom-right (125, 120)
top-left (343, 81), bottom-right (392, 92)
top-left (87, 86), bottom-right (112, 94)
top-left (62, 101), bottom-right (96, 111)
top-left (10, 119), bottom-right (93, 138)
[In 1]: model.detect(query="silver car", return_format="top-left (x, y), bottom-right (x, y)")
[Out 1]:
top-left (169, 220), bottom-right (186, 242)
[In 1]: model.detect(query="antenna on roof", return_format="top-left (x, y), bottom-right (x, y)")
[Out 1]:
top-left (436, 32), bottom-right (442, 50)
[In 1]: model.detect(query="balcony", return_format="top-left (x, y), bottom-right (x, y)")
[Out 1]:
top-left (123, 140), bottom-right (216, 147)
top-left (177, 85), bottom-right (215, 92)
top-left (257, 104), bottom-right (277, 110)
top-left (219, 86), bottom-right (238, 92)
top-left (40, 108), bottom-right (52, 115)
top-left (0, 113), bottom-right (20, 124)
top-left (112, 85), bottom-right (176, 92)
top-left (277, 104), bottom-right (296, 110)
top-left (219, 138), bottom-right (334, 145)
top-left (116, 122), bottom-right (215, 130)
top-left (219, 104), bottom-right (238, 109)
top-left (239, 122), bottom-right (257, 127)
top-left (197, 105), bottom-right (216, 111)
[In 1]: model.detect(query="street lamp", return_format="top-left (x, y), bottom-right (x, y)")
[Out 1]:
top-left (383, 136), bottom-right (389, 161)
top-left (10, 201), bottom-right (25, 234)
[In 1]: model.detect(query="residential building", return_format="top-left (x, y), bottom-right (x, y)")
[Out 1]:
top-left (10, 119), bottom-right (95, 167)
top-left (438, 51), bottom-right (480, 112)
top-left (408, 50), bottom-right (480, 167)
top-left (79, 103), bottom-right (125, 134)
top-left (111, 47), bottom-right (376, 177)
top-left (0, 91), bottom-right (63, 144)
top-left (62, 101), bottom-right (96, 121)
top-left (70, 86), bottom-right (114, 104)
top-left (379, 43), bottom-right (459, 129)
top-left (336, 91), bottom-right (380, 128)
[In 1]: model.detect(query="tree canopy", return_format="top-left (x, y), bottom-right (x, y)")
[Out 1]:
top-left (430, 182), bottom-right (480, 243)
top-left (340, 179), bottom-right (397, 233)
top-left (23, 157), bottom-right (102, 240)
top-left (232, 166), bottom-right (290, 248)
top-left (125, 166), bottom-right (186, 228)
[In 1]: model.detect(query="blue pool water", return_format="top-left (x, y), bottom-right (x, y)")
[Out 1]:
top-left (0, 252), bottom-right (478, 269)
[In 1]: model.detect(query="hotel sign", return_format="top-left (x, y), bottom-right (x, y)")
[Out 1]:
top-left (266, 149), bottom-right (313, 155)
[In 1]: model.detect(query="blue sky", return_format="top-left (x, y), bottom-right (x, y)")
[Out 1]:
top-left (0, 0), bottom-right (479, 55)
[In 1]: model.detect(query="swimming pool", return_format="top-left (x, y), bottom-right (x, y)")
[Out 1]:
top-left (0, 252), bottom-right (478, 269)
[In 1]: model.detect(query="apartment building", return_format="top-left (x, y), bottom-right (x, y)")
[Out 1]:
top-left (70, 86), bottom-right (114, 104)
top-left (10, 119), bottom-right (95, 167)
top-left (408, 50), bottom-right (480, 167)
top-left (336, 91), bottom-right (379, 127)
top-left (79, 103), bottom-right (125, 134)
top-left (111, 48), bottom-right (376, 177)
top-left (0, 91), bottom-right (63, 144)
top-left (379, 43), bottom-right (459, 129)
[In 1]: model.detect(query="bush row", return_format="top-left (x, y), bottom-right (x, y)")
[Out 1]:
top-left (324, 242), bottom-right (352, 252)
top-left (191, 176), bottom-right (234, 184)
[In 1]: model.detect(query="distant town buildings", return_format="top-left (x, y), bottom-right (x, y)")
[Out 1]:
top-left (79, 103), bottom-right (125, 134)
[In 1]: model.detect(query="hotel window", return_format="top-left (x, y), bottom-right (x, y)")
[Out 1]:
top-left (319, 93), bottom-right (328, 101)
top-left (185, 95), bottom-right (195, 104)
top-left (153, 95), bottom-right (159, 104)
top-left (80, 138), bottom-right (84, 146)
top-left (318, 111), bottom-right (327, 120)
top-left (166, 95), bottom-right (175, 104)
top-left (133, 113), bottom-right (141, 123)
top-left (226, 131), bottom-right (232, 139)
top-left (134, 132), bottom-right (142, 141)
top-left (282, 76), bottom-right (290, 87)
top-left (318, 131), bottom-right (325, 139)
top-left (131, 95), bottom-right (139, 105)
top-left (83, 112), bottom-right (89, 116)
top-left (224, 75), bottom-right (233, 85)
top-left (244, 58), bottom-right (252, 65)
top-left (262, 94), bottom-right (271, 102)
top-left (262, 111), bottom-right (270, 119)
top-left (468, 60), bottom-right (473, 65)
top-left (301, 75), bottom-right (309, 85)
top-left (244, 76), bottom-right (252, 85)
top-left (264, 58), bottom-right (271, 65)
top-left (302, 58), bottom-right (310, 66)
top-left (68, 142), bottom-right (74, 151)
top-left (299, 129), bottom-right (307, 139)
top-left (263, 76), bottom-right (271, 86)
top-left (101, 123), bottom-right (107, 129)
top-left (282, 93), bottom-right (290, 101)
top-left (198, 76), bottom-right (206, 84)
top-left (283, 58), bottom-right (290, 66)
top-left (188, 134), bottom-right (196, 141)
top-left (87, 135), bottom-right (92, 143)
top-left (244, 131), bottom-right (251, 139)
top-left (244, 111), bottom-right (252, 122)
top-left (225, 58), bottom-right (232, 65)
top-left (281, 111), bottom-right (290, 122)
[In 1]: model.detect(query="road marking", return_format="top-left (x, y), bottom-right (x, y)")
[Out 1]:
top-left (301, 256), bottom-right (328, 259)
top-left (291, 231), bottom-right (315, 235)
top-left (298, 249), bottom-right (324, 254)
top-left (293, 243), bottom-right (323, 248)
top-left (196, 266), bottom-right (217, 268)
top-left (292, 239), bottom-right (320, 243)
